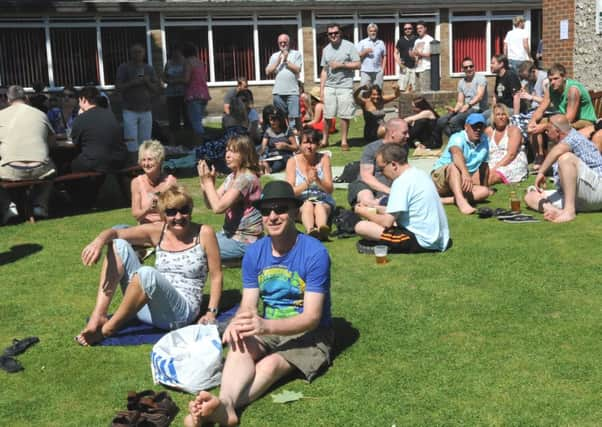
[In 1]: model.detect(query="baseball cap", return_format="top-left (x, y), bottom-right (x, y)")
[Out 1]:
top-left (465, 113), bottom-right (486, 126)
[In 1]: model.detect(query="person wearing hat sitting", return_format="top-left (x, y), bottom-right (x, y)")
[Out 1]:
top-left (430, 113), bottom-right (493, 215)
top-left (303, 86), bottom-right (337, 136)
top-left (185, 180), bottom-right (333, 427)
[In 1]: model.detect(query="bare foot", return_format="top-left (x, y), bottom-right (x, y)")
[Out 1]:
top-left (185, 391), bottom-right (226, 427)
top-left (340, 142), bottom-right (350, 151)
top-left (75, 313), bottom-right (108, 346)
top-left (542, 204), bottom-right (562, 220)
top-left (457, 201), bottom-right (476, 215)
top-left (546, 209), bottom-right (576, 223)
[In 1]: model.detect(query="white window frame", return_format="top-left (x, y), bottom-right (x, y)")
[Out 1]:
top-left (597, 0), bottom-right (602, 34)
top-left (448, 9), bottom-right (531, 77)
top-left (312, 11), bottom-right (439, 83)
top-left (161, 13), bottom-right (303, 87)
top-left (0, 15), bottom-right (149, 89)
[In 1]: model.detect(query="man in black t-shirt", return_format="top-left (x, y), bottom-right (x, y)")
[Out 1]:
top-left (491, 54), bottom-right (521, 114)
top-left (395, 23), bottom-right (417, 92)
top-left (70, 86), bottom-right (127, 173)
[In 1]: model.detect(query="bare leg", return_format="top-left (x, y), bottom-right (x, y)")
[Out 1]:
top-left (340, 118), bottom-right (350, 149)
top-left (76, 243), bottom-right (125, 344)
top-left (445, 165), bottom-right (476, 214)
top-left (440, 196), bottom-right (455, 205)
top-left (300, 201), bottom-right (316, 232)
top-left (321, 118), bottom-right (331, 147)
top-left (314, 203), bottom-right (331, 229)
top-left (544, 153), bottom-right (578, 223)
top-left (355, 220), bottom-right (385, 241)
top-left (356, 189), bottom-right (381, 208)
top-left (524, 188), bottom-right (548, 212)
top-left (471, 185), bottom-right (494, 202)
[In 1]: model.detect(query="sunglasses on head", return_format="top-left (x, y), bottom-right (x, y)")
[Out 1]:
top-left (258, 204), bottom-right (290, 216)
top-left (328, 31), bottom-right (340, 36)
top-left (164, 205), bottom-right (192, 216)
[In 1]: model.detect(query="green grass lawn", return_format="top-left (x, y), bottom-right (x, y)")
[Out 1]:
top-left (2, 117), bottom-right (602, 426)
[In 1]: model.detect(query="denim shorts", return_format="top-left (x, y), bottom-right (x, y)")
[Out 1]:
top-left (114, 239), bottom-right (198, 330)
top-left (216, 231), bottom-right (249, 261)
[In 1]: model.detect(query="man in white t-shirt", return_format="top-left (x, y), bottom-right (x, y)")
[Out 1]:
top-left (503, 15), bottom-right (532, 71)
top-left (412, 21), bottom-right (434, 93)
top-left (354, 143), bottom-right (450, 253)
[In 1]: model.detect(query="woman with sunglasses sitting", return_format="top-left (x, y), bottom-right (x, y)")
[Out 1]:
top-left (75, 185), bottom-right (223, 346)
top-left (198, 135), bottom-right (263, 263)
top-left (258, 109), bottom-right (298, 173)
top-left (285, 128), bottom-right (334, 241)
top-left (47, 86), bottom-right (79, 139)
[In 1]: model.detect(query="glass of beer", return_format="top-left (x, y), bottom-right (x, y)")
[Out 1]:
top-left (374, 245), bottom-right (388, 265)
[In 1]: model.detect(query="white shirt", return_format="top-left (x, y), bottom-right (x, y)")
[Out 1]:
top-left (413, 34), bottom-right (433, 73)
top-left (504, 28), bottom-right (530, 61)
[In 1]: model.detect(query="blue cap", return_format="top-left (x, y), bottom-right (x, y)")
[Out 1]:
top-left (465, 113), bottom-right (486, 126)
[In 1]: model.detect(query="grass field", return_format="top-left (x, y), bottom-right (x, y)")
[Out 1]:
top-left (2, 117), bottom-right (602, 426)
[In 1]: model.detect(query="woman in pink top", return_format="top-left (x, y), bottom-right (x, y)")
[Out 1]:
top-left (131, 140), bottom-right (177, 224)
top-left (183, 42), bottom-right (211, 138)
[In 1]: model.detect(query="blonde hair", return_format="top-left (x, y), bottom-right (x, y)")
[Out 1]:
top-left (138, 139), bottom-right (165, 164)
top-left (513, 15), bottom-right (525, 27)
top-left (491, 103), bottom-right (510, 124)
top-left (157, 185), bottom-right (193, 219)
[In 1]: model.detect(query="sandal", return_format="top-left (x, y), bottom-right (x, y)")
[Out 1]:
top-left (318, 225), bottom-right (331, 241)
top-left (136, 411), bottom-right (171, 427)
top-left (340, 143), bottom-right (350, 151)
top-left (111, 410), bottom-right (141, 427)
top-left (502, 214), bottom-right (539, 223)
top-left (138, 391), bottom-right (179, 420)
top-left (477, 207), bottom-right (493, 218)
top-left (127, 390), bottom-right (157, 411)
top-left (3, 336), bottom-right (39, 357)
top-left (308, 228), bottom-right (320, 239)
top-left (0, 355), bottom-right (23, 373)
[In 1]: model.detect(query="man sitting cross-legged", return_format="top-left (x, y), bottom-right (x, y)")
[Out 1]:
top-left (355, 143), bottom-right (450, 253)
top-left (430, 113), bottom-right (493, 215)
top-left (525, 114), bottom-right (602, 223)
top-left (184, 180), bottom-right (333, 427)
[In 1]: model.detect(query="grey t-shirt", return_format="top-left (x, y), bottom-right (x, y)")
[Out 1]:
top-left (359, 139), bottom-right (389, 187)
top-left (528, 69), bottom-right (548, 109)
top-left (320, 39), bottom-right (360, 89)
top-left (458, 73), bottom-right (488, 112)
top-left (269, 49), bottom-right (303, 95)
top-left (115, 62), bottom-right (157, 112)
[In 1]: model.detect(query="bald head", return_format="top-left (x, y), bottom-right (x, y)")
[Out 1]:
top-left (550, 114), bottom-right (571, 133)
top-left (384, 118), bottom-right (409, 145)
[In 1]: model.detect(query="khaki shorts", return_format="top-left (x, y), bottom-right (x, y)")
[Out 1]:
top-left (544, 158), bottom-right (602, 212)
top-left (398, 67), bottom-right (416, 92)
top-left (324, 86), bottom-right (356, 119)
top-left (259, 326), bottom-right (334, 381)
top-left (431, 165), bottom-right (452, 196)
top-left (415, 70), bottom-right (431, 93)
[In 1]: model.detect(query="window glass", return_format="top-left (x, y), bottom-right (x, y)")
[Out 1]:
top-left (101, 27), bottom-right (147, 85)
top-left (0, 28), bottom-right (47, 86)
top-left (50, 28), bottom-right (98, 86)
top-left (212, 25), bottom-right (254, 82)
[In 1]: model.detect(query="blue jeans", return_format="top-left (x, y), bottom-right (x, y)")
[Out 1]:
top-left (273, 94), bottom-right (300, 130)
top-left (187, 99), bottom-right (207, 136)
top-left (216, 231), bottom-right (248, 261)
top-left (113, 239), bottom-right (198, 330)
top-left (123, 110), bottom-right (152, 153)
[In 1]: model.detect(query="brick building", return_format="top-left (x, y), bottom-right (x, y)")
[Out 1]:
top-left (0, 1), bottom-right (545, 115)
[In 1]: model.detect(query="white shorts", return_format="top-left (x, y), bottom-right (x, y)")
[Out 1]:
top-left (398, 67), bottom-right (416, 92)
top-left (545, 159), bottom-right (602, 212)
top-left (323, 86), bottom-right (356, 120)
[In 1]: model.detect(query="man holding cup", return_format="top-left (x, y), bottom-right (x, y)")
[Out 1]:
top-left (354, 143), bottom-right (450, 253)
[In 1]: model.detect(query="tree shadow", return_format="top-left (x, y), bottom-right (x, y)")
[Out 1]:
top-left (0, 243), bottom-right (43, 266)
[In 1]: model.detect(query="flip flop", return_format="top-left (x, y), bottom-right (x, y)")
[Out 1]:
top-left (477, 207), bottom-right (493, 218)
top-left (3, 336), bottom-right (39, 357)
top-left (502, 215), bottom-right (539, 223)
top-left (0, 355), bottom-right (23, 373)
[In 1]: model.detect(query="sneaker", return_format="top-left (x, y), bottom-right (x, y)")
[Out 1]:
top-left (32, 206), bottom-right (48, 219)
top-left (2, 202), bottom-right (19, 224)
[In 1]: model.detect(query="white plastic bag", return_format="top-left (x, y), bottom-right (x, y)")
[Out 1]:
top-left (150, 324), bottom-right (223, 393)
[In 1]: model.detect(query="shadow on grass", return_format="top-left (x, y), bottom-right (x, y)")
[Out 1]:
top-left (0, 243), bottom-right (43, 266)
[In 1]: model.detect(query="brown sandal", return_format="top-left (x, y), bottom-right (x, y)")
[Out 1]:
top-left (111, 410), bottom-right (141, 427)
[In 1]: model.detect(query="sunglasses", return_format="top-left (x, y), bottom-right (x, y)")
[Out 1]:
top-left (258, 204), bottom-right (290, 216)
top-left (164, 205), bottom-right (192, 216)
top-left (327, 31), bottom-right (340, 36)
top-left (469, 124), bottom-right (484, 131)
top-left (463, 65), bottom-right (474, 70)
top-left (404, 27), bottom-right (413, 30)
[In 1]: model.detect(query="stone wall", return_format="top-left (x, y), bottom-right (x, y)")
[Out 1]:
top-left (574, 0), bottom-right (602, 90)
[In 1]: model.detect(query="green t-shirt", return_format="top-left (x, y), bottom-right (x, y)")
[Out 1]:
top-left (549, 79), bottom-right (596, 123)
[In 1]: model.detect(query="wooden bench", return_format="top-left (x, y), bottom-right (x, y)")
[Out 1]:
top-left (589, 90), bottom-right (602, 119)
top-left (1, 165), bottom-right (142, 223)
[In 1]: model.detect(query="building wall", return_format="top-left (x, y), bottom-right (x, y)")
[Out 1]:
top-left (573, 0), bottom-right (602, 90)
top-left (541, 0), bottom-right (575, 76)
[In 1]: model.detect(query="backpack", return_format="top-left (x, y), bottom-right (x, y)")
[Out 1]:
top-left (334, 161), bottom-right (360, 183)
top-left (332, 206), bottom-right (361, 238)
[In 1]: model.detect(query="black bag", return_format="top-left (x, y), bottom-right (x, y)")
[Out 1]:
top-left (332, 206), bottom-right (361, 238)
top-left (334, 161), bottom-right (360, 183)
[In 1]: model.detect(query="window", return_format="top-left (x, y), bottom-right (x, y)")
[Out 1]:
top-left (0, 28), bottom-right (47, 87)
top-left (50, 28), bottom-right (98, 86)
top-left (258, 25), bottom-right (297, 80)
top-left (212, 25), bottom-right (254, 82)
top-left (101, 27), bottom-right (147, 85)
top-left (164, 26), bottom-right (210, 75)
top-left (450, 10), bottom-right (531, 74)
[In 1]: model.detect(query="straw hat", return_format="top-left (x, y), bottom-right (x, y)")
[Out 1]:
top-left (309, 86), bottom-right (322, 102)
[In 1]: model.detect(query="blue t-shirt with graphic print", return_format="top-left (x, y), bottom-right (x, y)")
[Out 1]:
top-left (242, 233), bottom-right (331, 328)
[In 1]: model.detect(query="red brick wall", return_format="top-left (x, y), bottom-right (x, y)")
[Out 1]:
top-left (541, 0), bottom-right (575, 77)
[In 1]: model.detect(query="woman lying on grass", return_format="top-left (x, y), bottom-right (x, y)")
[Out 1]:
top-left (75, 185), bottom-right (222, 346)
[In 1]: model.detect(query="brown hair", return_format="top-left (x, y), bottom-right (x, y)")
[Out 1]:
top-left (226, 134), bottom-right (260, 175)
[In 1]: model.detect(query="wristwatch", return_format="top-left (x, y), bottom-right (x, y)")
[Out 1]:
top-left (207, 307), bottom-right (218, 314)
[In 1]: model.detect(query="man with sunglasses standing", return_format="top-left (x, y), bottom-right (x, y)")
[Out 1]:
top-left (431, 113), bottom-right (493, 215)
top-left (320, 23), bottom-right (360, 150)
top-left (185, 180), bottom-right (333, 427)
top-left (395, 22), bottom-right (417, 92)
top-left (433, 56), bottom-right (489, 148)
top-left (266, 34), bottom-right (303, 132)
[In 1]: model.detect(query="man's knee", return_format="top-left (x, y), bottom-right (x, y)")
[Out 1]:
top-left (256, 353), bottom-right (292, 378)
top-left (557, 152), bottom-right (578, 168)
